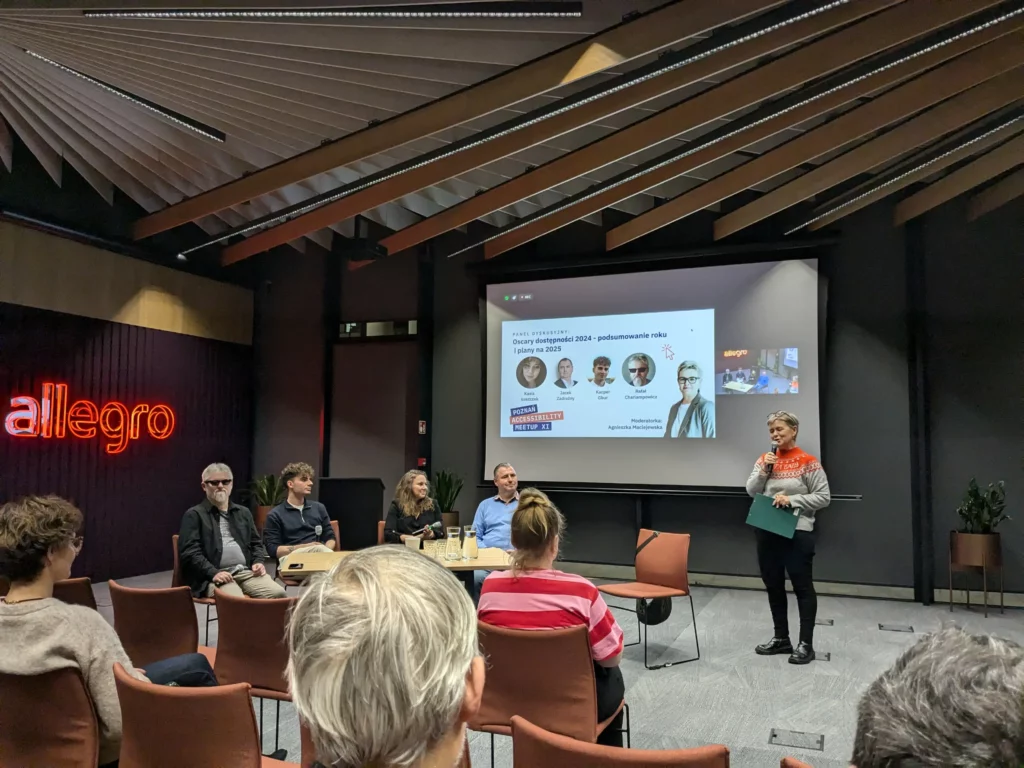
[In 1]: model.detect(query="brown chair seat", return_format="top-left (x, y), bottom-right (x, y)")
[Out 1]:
top-left (52, 577), bottom-right (99, 610)
top-left (113, 662), bottom-right (299, 767)
top-left (599, 583), bottom-right (688, 600)
top-left (0, 668), bottom-right (100, 768)
top-left (512, 715), bottom-right (729, 767)
top-left (109, 580), bottom-right (215, 668)
top-left (781, 758), bottom-right (813, 768)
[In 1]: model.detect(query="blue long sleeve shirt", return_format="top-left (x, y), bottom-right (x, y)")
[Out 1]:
top-left (471, 494), bottom-right (519, 550)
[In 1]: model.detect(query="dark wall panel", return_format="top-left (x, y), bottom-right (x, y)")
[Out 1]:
top-left (0, 303), bottom-right (251, 581)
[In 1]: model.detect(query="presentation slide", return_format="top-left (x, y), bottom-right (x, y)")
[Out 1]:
top-left (501, 309), bottom-right (715, 437)
top-left (484, 259), bottom-right (822, 487)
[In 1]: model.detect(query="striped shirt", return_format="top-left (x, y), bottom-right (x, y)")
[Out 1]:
top-left (478, 569), bottom-right (624, 663)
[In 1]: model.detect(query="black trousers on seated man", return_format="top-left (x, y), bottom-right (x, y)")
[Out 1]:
top-left (595, 664), bottom-right (626, 748)
top-left (755, 528), bottom-right (817, 646)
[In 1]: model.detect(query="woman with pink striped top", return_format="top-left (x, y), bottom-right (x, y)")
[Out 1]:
top-left (478, 488), bottom-right (626, 747)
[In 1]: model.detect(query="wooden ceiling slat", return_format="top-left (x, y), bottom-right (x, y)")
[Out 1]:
top-left (381, 0), bottom-right (906, 255)
top-left (605, 24), bottom-right (1024, 250)
top-left (226, 0), bottom-right (926, 263)
top-left (804, 119), bottom-right (1024, 230)
top-left (0, 89), bottom-right (63, 186)
top-left (967, 166), bottom-right (1024, 219)
top-left (893, 133), bottom-right (1024, 223)
top-left (714, 70), bottom-right (1024, 239)
top-left (134, 0), bottom-right (786, 240)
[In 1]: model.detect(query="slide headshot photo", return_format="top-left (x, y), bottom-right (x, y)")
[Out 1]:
top-left (554, 358), bottom-right (577, 389)
top-left (664, 360), bottom-right (715, 438)
top-left (622, 353), bottom-right (655, 387)
top-left (516, 356), bottom-right (547, 389)
top-left (590, 356), bottom-right (614, 387)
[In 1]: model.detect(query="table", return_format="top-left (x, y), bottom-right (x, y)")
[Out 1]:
top-left (724, 381), bottom-right (754, 393)
top-left (279, 543), bottom-right (511, 579)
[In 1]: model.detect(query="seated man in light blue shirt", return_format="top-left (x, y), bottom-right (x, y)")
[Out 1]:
top-left (471, 462), bottom-right (519, 602)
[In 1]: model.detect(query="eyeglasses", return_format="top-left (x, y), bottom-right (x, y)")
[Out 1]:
top-left (677, 376), bottom-right (701, 384)
top-left (205, 479), bottom-right (232, 487)
top-left (628, 367), bottom-right (649, 374)
top-left (71, 536), bottom-right (84, 554)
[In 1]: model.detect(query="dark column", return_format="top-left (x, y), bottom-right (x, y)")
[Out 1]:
top-left (320, 241), bottom-right (342, 477)
top-left (417, 243), bottom-right (435, 473)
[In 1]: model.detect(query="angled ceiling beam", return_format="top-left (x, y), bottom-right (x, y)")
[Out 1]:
top-left (967, 166), bottom-right (1024, 219)
top-left (893, 133), bottom-right (1024, 223)
top-left (133, 0), bottom-right (777, 240)
top-left (714, 69), bottom-right (1024, 238)
top-left (605, 18), bottom-right (1024, 249)
top-left (801, 115), bottom-right (1023, 230)
top-left (494, 16), bottom-right (1024, 257)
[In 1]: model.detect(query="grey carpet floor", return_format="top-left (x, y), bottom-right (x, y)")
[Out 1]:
top-left (94, 573), bottom-right (1024, 768)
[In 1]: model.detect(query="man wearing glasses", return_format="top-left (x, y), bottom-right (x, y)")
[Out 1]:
top-left (178, 463), bottom-right (286, 599)
top-left (664, 360), bottom-right (716, 438)
top-left (625, 353), bottom-right (652, 387)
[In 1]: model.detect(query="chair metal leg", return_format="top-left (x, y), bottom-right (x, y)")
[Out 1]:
top-left (275, 699), bottom-right (281, 752)
top-left (605, 602), bottom-right (640, 647)
top-left (623, 702), bottom-right (631, 749)
top-left (205, 604), bottom-right (211, 645)
top-left (258, 698), bottom-right (264, 752)
top-left (490, 733), bottom-right (494, 768)
top-left (643, 595), bottom-right (701, 670)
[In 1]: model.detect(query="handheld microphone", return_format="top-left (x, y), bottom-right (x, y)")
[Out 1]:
top-left (765, 443), bottom-right (778, 476)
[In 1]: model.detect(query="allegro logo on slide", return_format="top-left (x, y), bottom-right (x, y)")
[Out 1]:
top-left (4, 383), bottom-right (176, 454)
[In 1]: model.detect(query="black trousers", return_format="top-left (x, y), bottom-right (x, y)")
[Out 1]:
top-left (755, 529), bottom-right (817, 646)
top-left (594, 663), bottom-right (625, 747)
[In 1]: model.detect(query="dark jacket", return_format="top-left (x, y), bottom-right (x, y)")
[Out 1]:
top-left (263, 499), bottom-right (335, 559)
top-left (178, 499), bottom-right (268, 597)
top-left (383, 500), bottom-right (445, 544)
top-left (664, 393), bottom-right (716, 439)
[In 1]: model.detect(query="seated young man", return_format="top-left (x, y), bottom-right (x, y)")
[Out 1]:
top-left (264, 462), bottom-right (336, 572)
top-left (178, 463), bottom-right (286, 599)
top-left (288, 546), bottom-right (484, 768)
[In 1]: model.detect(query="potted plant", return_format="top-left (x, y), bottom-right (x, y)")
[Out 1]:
top-left (432, 469), bottom-right (464, 531)
top-left (244, 474), bottom-right (287, 533)
top-left (949, 477), bottom-right (1008, 614)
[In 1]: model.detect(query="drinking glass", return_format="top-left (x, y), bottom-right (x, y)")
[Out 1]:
top-left (462, 526), bottom-right (478, 560)
top-left (445, 527), bottom-right (462, 561)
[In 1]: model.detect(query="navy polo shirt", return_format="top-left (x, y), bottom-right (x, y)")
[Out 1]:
top-left (263, 499), bottom-right (334, 558)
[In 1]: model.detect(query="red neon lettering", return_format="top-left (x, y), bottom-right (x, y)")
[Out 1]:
top-left (4, 383), bottom-right (175, 451)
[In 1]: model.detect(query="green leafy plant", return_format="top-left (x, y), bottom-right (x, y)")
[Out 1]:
top-left (956, 478), bottom-right (1009, 534)
top-left (432, 469), bottom-right (464, 516)
top-left (244, 474), bottom-right (287, 507)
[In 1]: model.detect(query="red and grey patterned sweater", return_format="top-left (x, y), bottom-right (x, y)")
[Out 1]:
top-left (745, 446), bottom-right (831, 532)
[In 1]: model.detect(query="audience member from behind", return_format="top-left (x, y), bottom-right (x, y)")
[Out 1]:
top-left (0, 495), bottom-right (216, 767)
top-left (478, 488), bottom-right (626, 747)
top-left (288, 546), bottom-right (484, 768)
top-left (179, 462), bottom-right (286, 599)
top-left (471, 462), bottom-right (519, 601)
top-left (265, 462), bottom-right (337, 570)
top-left (851, 626), bottom-right (1023, 768)
top-left (384, 469), bottom-right (445, 545)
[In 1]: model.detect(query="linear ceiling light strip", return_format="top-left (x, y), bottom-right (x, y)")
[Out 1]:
top-left (461, 2), bottom-right (1024, 258)
top-left (171, 0), bottom-right (850, 259)
top-left (790, 115), bottom-right (1024, 231)
top-left (82, 3), bottom-right (583, 20)
top-left (24, 49), bottom-right (225, 142)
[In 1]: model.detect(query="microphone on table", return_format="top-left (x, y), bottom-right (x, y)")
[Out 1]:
top-left (766, 443), bottom-right (778, 476)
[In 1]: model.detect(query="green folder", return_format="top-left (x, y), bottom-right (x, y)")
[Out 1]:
top-left (746, 493), bottom-right (798, 539)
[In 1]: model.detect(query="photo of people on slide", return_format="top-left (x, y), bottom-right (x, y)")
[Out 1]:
top-left (716, 348), bottom-right (798, 395)
top-left (664, 360), bottom-right (715, 438)
top-left (622, 353), bottom-right (655, 387)
top-left (554, 358), bottom-right (577, 389)
top-left (589, 356), bottom-right (615, 387)
top-left (516, 356), bottom-right (547, 388)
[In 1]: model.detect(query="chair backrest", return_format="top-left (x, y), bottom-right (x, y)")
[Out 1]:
top-left (634, 529), bottom-right (691, 592)
top-left (512, 716), bottom-right (729, 767)
top-left (108, 580), bottom-right (199, 667)
top-left (171, 534), bottom-right (182, 588)
top-left (377, 519), bottom-right (385, 545)
top-left (473, 622), bottom-right (599, 742)
top-left (299, 720), bottom-right (470, 768)
top-left (780, 759), bottom-right (813, 768)
top-left (214, 588), bottom-right (296, 692)
top-left (332, 519), bottom-right (340, 546)
top-left (0, 668), bottom-right (100, 768)
top-left (113, 662), bottom-right (263, 768)
top-left (52, 577), bottom-right (98, 611)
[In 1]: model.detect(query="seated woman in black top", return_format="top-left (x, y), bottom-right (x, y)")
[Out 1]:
top-left (384, 470), bottom-right (445, 544)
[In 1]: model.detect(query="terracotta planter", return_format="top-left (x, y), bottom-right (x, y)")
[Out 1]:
top-left (950, 531), bottom-right (1002, 568)
top-left (442, 511), bottom-right (460, 531)
top-left (254, 504), bottom-right (273, 533)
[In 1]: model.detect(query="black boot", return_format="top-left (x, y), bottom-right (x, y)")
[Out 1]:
top-left (755, 636), bottom-right (793, 656)
top-left (788, 642), bottom-right (815, 665)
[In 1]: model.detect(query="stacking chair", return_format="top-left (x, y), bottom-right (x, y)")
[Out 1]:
top-left (113, 662), bottom-right (298, 767)
top-left (598, 529), bottom-right (700, 670)
top-left (172, 533), bottom-right (217, 644)
top-left (52, 577), bottom-right (99, 610)
top-left (781, 759), bottom-right (813, 768)
top-left (472, 622), bottom-right (629, 766)
top-left (378, 519), bottom-right (386, 544)
top-left (214, 589), bottom-right (297, 754)
top-left (298, 721), bottom-right (471, 767)
top-left (512, 716), bottom-right (728, 767)
top-left (277, 520), bottom-right (341, 587)
top-left (0, 668), bottom-right (99, 768)
top-left (108, 580), bottom-right (215, 668)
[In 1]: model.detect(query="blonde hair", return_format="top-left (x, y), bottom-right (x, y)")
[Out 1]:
top-left (510, 488), bottom-right (565, 573)
top-left (767, 411), bottom-right (800, 434)
top-left (393, 470), bottom-right (436, 518)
